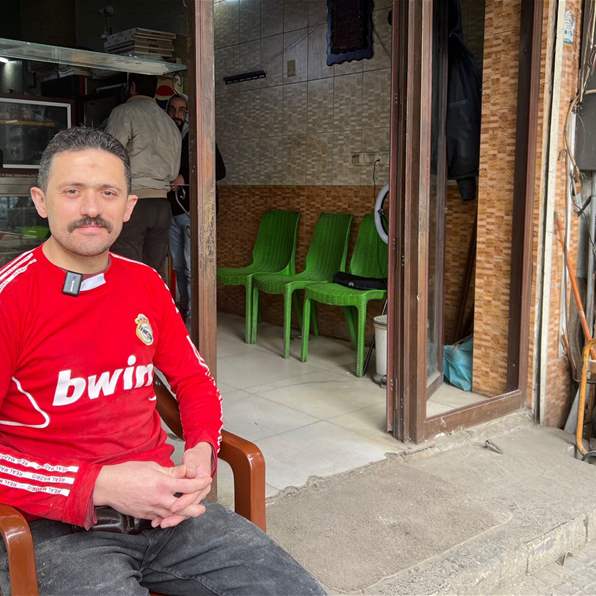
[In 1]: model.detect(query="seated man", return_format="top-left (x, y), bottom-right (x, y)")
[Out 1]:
top-left (0, 127), bottom-right (324, 596)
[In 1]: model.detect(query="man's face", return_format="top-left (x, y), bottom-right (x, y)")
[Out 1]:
top-left (30, 149), bottom-right (137, 259)
top-left (167, 96), bottom-right (187, 130)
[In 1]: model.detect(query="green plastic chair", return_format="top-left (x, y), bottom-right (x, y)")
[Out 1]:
top-left (251, 213), bottom-right (353, 358)
top-left (217, 210), bottom-right (300, 343)
top-left (300, 213), bottom-right (388, 377)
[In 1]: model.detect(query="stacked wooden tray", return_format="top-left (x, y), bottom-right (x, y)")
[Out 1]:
top-left (104, 28), bottom-right (176, 60)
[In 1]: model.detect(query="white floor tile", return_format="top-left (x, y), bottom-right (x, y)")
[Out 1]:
top-left (256, 377), bottom-right (384, 420)
top-left (256, 421), bottom-right (392, 489)
top-left (218, 349), bottom-right (343, 390)
top-left (328, 401), bottom-right (400, 449)
top-left (221, 391), bottom-right (319, 441)
top-left (431, 383), bottom-right (488, 408)
top-left (426, 399), bottom-right (454, 417)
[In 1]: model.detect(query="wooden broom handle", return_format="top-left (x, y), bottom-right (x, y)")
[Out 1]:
top-left (554, 212), bottom-right (596, 359)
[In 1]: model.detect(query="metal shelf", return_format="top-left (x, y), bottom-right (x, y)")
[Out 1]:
top-left (0, 38), bottom-right (186, 76)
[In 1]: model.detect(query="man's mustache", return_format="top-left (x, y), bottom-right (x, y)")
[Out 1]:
top-left (68, 217), bottom-right (113, 233)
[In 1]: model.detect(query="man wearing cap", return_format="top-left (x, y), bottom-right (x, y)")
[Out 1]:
top-left (106, 73), bottom-right (180, 275)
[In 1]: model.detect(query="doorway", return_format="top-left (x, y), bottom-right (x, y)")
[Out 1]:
top-left (387, 0), bottom-right (543, 442)
top-left (211, 0), bottom-right (399, 498)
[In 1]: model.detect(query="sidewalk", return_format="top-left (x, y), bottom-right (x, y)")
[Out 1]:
top-left (503, 539), bottom-right (596, 595)
top-left (263, 412), bottom-right (596, 594)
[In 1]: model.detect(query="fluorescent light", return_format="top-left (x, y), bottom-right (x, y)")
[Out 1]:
top-left (0, 57), bottom-right (10, 63)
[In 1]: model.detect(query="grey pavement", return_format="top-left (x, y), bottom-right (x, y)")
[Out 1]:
top-left (263, 411), bottom-right (596, 595)
top-left (503, 540), bottom-right (596, 595)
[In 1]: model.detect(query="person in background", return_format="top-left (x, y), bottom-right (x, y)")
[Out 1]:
top-left (166, 94), bottom-right (227, 321)
top-left (106, 73), bottom-right (180, 275)
top-left (167, 94), bottom-right (191, 321)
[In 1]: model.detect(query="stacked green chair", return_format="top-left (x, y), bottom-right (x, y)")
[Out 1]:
top-left (217, 210), bottom-right (300, 343)
top-left (300, 213), bottom-right (388, 377)
top-left (251, 213), bottom-right (353, 357)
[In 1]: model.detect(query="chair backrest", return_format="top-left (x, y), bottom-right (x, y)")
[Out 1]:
top-left (304, 212), bottom-right (353, 279)
top-left (251, 210), bottom-right (301, 272)
top-left (349, 213), bottom-right (388, 278)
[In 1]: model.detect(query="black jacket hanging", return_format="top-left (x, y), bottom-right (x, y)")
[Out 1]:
top-left (446, 0), bottom-right (482, 201)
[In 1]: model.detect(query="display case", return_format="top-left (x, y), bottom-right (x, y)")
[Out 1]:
top-left (0, 175), bottom-right (48, 267)
top-left (0, 96), bottom-right (71, 169)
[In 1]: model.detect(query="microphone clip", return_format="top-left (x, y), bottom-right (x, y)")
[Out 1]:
top-left (62, 271), bottom-right (83, 296)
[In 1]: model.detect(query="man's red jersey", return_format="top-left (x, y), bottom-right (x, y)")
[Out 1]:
top-left (0, 246), bottom-right (222, 528)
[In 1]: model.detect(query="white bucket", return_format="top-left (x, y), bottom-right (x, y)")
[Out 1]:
top-left (373, 315), bottom-right (388, 377)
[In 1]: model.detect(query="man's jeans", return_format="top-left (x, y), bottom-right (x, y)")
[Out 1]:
top-left (169, 213), bottom-right (191, 319)
top-left (0, 503), bottom-right (325, 595)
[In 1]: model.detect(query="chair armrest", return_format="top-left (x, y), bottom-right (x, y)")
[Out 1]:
top-left (219, 430), bottom-right (266, 532)
top-left (0, 505), bottom-right (38, 596)
top-left (154, 381), bottom-right (266, 531)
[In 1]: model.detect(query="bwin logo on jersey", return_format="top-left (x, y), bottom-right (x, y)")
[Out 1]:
top-left (135, 314), bottom-right (153, 346)
top-left (53, 355), bottom-right (154, 406)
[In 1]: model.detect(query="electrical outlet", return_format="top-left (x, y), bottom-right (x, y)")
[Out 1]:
top-left (287, 59), bottom-right (296, 77)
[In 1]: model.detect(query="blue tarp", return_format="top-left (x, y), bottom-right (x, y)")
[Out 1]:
top-left (443, 337), bottom-right (473, 391)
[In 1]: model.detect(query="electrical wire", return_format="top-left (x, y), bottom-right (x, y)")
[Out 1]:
top-left (560, 1), bottom-right (596, 356)
top-left (563, 0), bottom-right (596, 261)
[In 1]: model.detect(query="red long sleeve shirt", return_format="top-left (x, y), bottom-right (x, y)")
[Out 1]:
top-left (0, 246), bottom-right (222, 528)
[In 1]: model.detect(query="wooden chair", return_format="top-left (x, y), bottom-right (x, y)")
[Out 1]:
top-left (0, 382), bottom-right (266, 596)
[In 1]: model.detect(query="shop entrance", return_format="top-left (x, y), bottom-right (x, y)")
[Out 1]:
top-left (388, 0), bottom-right (542, 442)
top-left (0, 0), bottom-right (543, 496)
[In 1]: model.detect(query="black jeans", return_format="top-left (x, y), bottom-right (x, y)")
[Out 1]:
top-left (111, 198), bottom-right (172, 275)
top-left (0, 503), bottom-right (325, 595)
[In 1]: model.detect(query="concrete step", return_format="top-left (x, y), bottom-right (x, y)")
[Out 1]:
top-left (265, 412), bottom-right (596, 594)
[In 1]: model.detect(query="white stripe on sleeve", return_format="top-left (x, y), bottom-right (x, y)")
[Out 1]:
top-left (0, 477), bottom-right (70, 497)
top-left (0, 453), bottom-right (78, 473)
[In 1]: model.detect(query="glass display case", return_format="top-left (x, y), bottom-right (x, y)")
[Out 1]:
top-left (0, 175), bottom-right (48, 267)
top-left (0, 96), bottom-right (71, 169)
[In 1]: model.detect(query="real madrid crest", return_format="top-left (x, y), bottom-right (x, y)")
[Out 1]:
top-left (135, 314), bottom-right (154, 346)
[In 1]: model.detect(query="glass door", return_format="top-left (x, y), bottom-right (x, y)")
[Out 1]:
top-left (388, 0), bottom-right (542, 442)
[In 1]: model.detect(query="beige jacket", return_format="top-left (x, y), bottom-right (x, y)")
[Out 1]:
top-left (106, 95), bottom-right (181, 198)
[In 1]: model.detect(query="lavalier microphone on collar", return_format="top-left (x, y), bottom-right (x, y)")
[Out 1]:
top-left (62, 271), bottom-right (83, 296)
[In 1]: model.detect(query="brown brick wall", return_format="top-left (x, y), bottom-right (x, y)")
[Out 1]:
top-left (472, 0), bottom-right (522, 396)
top-left (443, 185), bottom-right (477, 345)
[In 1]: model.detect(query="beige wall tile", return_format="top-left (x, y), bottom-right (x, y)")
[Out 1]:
top-left (307, 77), bottom-right (334, 134)
top-left (365, 8), bottom-right (392, 71)
top-left (284, 28), bottom-right (308, 83)
top-left (333, 73), bottom-right (364, 131)
top-left (307, 0), bottom-right (327, 26)
top-left (214, 0), bottom-right (239, 49)
top-left (260, 136), bottom-right (288, 184)
top-left (239, 0), bottom-right (261, 43)
top-left (214, 0), bottom-right (392, 186)
top-left (284, 82), bottom-right (308, 135)
top-left (259, 85), bottom-right (285, 136)
top-left (283, 0), bottom-right (308, 32)
top-left (262, 33), bottom-right (284, 87)
top-left (362, 69), bottom-right (391, 126)
top-left (307, 24), bottom-right (334, 80)
top-left (261, 0), bottom-right (283, 37)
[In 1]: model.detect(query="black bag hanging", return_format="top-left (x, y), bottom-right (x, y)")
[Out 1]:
top-left (332, 271), bottom-right (387, 291)
top-left (446, 0), bottom-right (482, 201)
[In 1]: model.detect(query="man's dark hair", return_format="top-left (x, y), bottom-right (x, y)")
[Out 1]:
top-left (167, 93), bottom-right (188, 108)
top-left (129, 73), bottom-right (157, 97)
top-left (37, 127), bottom-right (131, 193)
